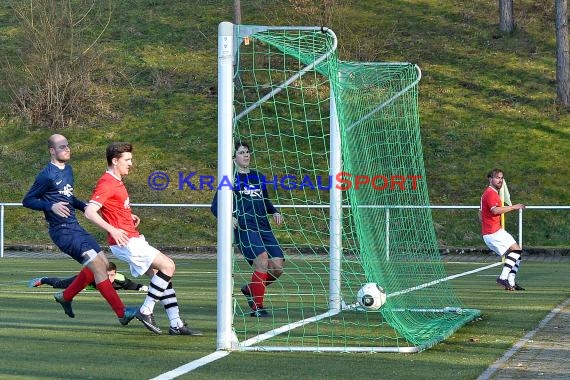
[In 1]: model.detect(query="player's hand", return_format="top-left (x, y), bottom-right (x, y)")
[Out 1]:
top-left (273, 212), bottom-right (283, 225)
top-left (51, 202), bottom-right (71, 218)
top-left (232, 217), bottom-right (238, 229)
top-left (514, 203), bottom-right (526, 210)
top-left (139, 285), bottom-right (148, 292)
top-left (131, 213), bottom-right (141, 227)
top-left (110, 227), bottom-right (129, 246)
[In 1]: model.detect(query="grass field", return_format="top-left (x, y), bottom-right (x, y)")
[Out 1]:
top-left (1, 256), bottom-right (569, 379)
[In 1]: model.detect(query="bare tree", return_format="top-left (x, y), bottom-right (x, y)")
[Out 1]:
top-left (6, 0), bottom-right (111, 128)
top-left (556, 0), bottom-right (570, 106)
top-left (234, 0), bottom-right (242, 24)
top-left (499, 0), bottom-right (515, 33)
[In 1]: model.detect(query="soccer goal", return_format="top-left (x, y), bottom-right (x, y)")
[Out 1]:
top-left (216, 21), bottom-right (480, 353)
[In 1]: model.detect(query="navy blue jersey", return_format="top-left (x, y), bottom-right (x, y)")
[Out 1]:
top-left (211, 170), bottom-right (278, 231)
top-left (23, 162), bottom-right (87, 229)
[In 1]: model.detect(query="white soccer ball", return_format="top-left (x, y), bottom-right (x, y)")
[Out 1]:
top-left (357, 282), bottom-right (386, 310)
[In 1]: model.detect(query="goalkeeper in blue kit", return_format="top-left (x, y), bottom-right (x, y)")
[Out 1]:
top-left (211, 141), bottom-right (284, 317)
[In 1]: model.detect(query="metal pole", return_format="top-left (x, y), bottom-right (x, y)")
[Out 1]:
top-left (329, 89), bottom-right (342, 312)
top-left (216, 21), bottom-right (236, 350)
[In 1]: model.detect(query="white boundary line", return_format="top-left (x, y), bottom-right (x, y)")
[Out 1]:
top-left (150, 261), bottom-right (503, 378)
top-left (149, 351), bottom-right (230, 380)
top-left (241, 262), bottom-right (503, 349)
top-left (476, 296), bottom-right (570, 380)
top-left (388, 262), bottom-right (501, 298)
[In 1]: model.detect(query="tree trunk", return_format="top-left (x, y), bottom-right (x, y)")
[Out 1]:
top-left (556, 0), bottom-right (570, 106)
top-left (233, 0), bottom-right (242, 24)
top-left (499, 0), bottom-right (515, 33)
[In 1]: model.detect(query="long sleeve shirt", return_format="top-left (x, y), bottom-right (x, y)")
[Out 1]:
top-left (23, 163), bottom-right (87, 229)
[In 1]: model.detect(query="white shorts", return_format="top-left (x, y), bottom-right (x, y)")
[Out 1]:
top-left (483, 229), bottom-right (517, 256)
top-left (110, 235), bottom-right (160, 277)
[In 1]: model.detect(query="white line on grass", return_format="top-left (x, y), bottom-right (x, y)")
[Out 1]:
top-left (149, 351), bottom-right (230, 380)
top-left (476, 296), bottom-right (570, 380)
top-left (388, 262), bottom-right (502, 298)
top-left (151, 261), bottom-right (503, 378)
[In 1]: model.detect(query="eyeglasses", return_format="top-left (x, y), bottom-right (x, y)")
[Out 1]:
top-left (51, 144), bottom-right (70, 151)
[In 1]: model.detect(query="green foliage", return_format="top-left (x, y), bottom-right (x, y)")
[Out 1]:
top-left (0, 0), bottom-right (569, 248)
top-left (4, 0), bottom-right (115, 128)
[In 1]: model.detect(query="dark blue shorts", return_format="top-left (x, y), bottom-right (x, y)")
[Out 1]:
top-left (235, 228), bottom-right (284, 265)
top-left (49, 223), bottom-right (101, 265)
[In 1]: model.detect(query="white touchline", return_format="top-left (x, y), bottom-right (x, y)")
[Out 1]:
top-left (150, 261), bottom-right (504, 378)
top-left (149, 351), bottom-right (230, 380)
top-left (477, 296), bottom-right (570, 380)
top-left (389, 262), bottom-right (502, 298)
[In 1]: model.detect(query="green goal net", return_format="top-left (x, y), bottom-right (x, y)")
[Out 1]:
top-left (216, 22), bottom-right (480, 353)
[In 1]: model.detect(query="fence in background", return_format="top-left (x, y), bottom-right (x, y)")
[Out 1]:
top-left (1, 202), bottom-right (569, 258)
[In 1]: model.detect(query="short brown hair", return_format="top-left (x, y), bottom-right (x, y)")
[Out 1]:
top-left (233, 141), bottom-right (250, 158)
top-left (106, 142), bottom-right (132, 165)
top-left (107, 261), bottom-right (117, 271)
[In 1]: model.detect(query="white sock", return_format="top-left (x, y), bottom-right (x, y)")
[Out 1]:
top-left (140, 272), bottom-right (171, 314)
top-left (161, 286), bottom-right (183, 328)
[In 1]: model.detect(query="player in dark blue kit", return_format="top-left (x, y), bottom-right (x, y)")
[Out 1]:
top-left (211, 141), bottom-right (284, 317)
top-left (23, 134), bottom-right (136, 325)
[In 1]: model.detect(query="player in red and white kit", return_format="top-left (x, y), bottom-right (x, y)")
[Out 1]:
top-left (479, 168), bottom-right (526, 291)
top-left (85, 142), bottom-right (202, 335)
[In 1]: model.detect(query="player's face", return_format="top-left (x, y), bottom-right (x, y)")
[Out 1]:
top-left (113, 152), bottom-right (133, 177)
top-left (234, 146), bottom-right (250, 170)
top-left (107, 270), bottom-right (117, 282)
top-left (490, 173), bottom-right (504, 190)
top-left (50, 138), bottom-right (71, 163)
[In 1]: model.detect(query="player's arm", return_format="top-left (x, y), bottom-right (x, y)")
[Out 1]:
top-left (71, 197), bottom-right (88, 213)
top-left (112, 273), bottom-right (138, 290)
top-left (262, 188), bottom-right (278, 213)
top-left (23, 174), bottom-right (53, 211)
top-left (211, 190), bottom-right (239, 228)
top-left (131, 213), bottom-right (141, 227)
top-left (491, 203), bottom-right (525, 215)
top-left (118, 276), bottom-right (144, 291)
top-left (84, 202), bottom-right (129, 246)
top-left (210, 191), bottom-right (218, 217)
top-left (262, 188), bottom-right (282, 225)
top-left (23, 174), bottom-right (70, 217)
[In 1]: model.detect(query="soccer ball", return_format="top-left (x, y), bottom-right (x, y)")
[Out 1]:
top-left (357, 282), bottom-right (386, 310)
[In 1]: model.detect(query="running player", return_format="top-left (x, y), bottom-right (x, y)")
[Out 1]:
top-left (22, 134), bottom-right (137, 324)
top-left (84, 142), bottom-right (202, 336)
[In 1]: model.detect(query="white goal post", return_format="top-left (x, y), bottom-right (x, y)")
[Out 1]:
top-left (216, 21), bottom-right (350, 352)
top-left (214, 21), bottom-right (479, 353)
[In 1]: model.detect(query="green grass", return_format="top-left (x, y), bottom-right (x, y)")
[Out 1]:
top-left (1, 257), bottom-right (569, 379)
top-left (0, 0), bottom-right (569, 247)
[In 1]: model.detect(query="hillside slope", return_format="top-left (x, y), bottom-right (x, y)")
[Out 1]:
top-left (0, 0), bottom-right (568, 247)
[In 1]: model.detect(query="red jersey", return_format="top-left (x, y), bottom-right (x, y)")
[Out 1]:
top-left (480, 186), bottom-right (501, 235)
top-left (90, 172), bottom-right (140, 245)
